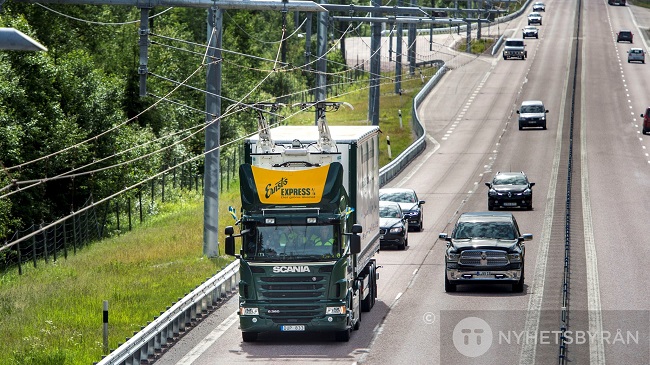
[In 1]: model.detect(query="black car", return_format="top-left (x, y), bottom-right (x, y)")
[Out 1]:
top-left (379, 201), bottom-right (409, 250)
top-left (379, 188), bottom-right (425, 231)
top-left (439, 212), bottom-right (533, 292)
top-left (617, 30), bottom-right (633, 43)
top-left (485, 171), bottom-right (535, 210)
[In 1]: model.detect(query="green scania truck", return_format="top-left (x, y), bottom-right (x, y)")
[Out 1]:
top-left (225, 109), bottom-right (380, 342)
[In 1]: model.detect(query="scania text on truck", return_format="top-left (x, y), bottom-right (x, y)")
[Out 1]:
top-left (225, 102), bottom-right (380, 342)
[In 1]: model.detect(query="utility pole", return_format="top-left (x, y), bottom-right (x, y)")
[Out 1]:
top-left (368, 0), bottom-right (381, 126)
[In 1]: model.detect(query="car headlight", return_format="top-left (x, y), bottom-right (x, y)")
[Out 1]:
top-left (488, 190), bottom-right (497, 197)
top-left (447, 251), bottom-right (460, 262)
top-left (326, 306), bottom-right (346, 315)
top-left (523, 188), bottom-right (532, 196)
top-left (508, 253), bottom-right (522, 262)
top-left (240, 307), bottom-right (259, 316)
top-left (390, 226), bottom-right (404, 234)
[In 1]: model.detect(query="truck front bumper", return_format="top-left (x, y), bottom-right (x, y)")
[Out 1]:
top-left (446, 268), bottom-right (522, 283)
top-left (239, 313), bottom-right (349, 333)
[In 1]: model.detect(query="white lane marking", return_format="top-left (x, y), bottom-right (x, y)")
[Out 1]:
top-left (176, 311), bottom-right (239, 365)
top-left (518, 9), bottom-right (574, 362)
top-left (581, 43), bottom-right (606, 365)
top-left (395, 134), bottom-right (440, 187)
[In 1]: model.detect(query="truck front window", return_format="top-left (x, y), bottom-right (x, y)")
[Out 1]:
top-left (244, 225), bottom-right (341, 260)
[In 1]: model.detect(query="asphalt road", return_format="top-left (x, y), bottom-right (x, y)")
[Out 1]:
top-left (154, 1), bottom-right (650, 364)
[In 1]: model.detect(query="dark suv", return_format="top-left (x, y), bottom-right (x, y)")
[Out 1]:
top-left (439, 212), bottom-right (533, 292)
top-left (617, 30), bottom-right (633, 43)
top-left (485, 171), bottom-right (535, 210)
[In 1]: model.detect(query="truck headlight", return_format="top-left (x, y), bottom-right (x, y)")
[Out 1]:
top-left (447, 252), bottom-right (460, 262)
top-left (240, 307), bottom-right (259, 316)
top-left (508, 253), bottom-right (522, 262)
top-left (326, 306), bottom-right (346, 315)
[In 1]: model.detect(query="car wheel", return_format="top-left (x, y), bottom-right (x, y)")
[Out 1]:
top-left (519, 124), bottom-right (523, 130)
top-left (242, 332), bottom-right (258, 342)
top-left (418, 221), bottom-right (423, 232)
top-left (503, 55), bottom-right (507, 60)
top-left (628, 59), bottom-right (631, 63)
top-left (513, 266), bottom-right (525, 293)
top-left (398, 240), bottom-right (406, 250)
top-left (445, 274), bottom-right (457, 293)
top-left (542, 123), bottom-right (547, 130)
top-left (536, 35), bottom-right (538, 39)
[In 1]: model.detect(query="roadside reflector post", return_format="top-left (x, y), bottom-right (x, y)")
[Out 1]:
top-left (103, 300), bottom-right (109, 355)
top-left (387, 136), bottom-right (392, 160)
top-left (398, 109), bottom-right (403, 129)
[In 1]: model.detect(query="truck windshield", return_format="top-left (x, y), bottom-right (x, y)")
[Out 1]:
top-left (242, 225), bottom-right (341, 261)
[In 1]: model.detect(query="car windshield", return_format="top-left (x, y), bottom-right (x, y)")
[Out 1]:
top-left (242, 225), bottom-right (341, 261)
top-left (506, 40), bottom-right (524, 47)
top-left (494, 174), bottom-right (528, 185)
top-left (453, 222), bottom-right (517, 240)
top-left (521, 104), bottom-right (545, 113)
top-left (380, 205), bottom-right (402, 218)
top-left (380, 191), bottom-right (416, 203)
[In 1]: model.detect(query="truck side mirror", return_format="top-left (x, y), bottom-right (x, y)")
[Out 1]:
top-left (225, 235), bottom-right (236, 256)
top-left (351, 224), bottom-right (362, 234)
top-left (349, 234), bottom-right (361, 255)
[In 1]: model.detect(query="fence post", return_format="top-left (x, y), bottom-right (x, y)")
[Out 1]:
top-left (53, 224), bottom-right (57, 262)
top-left (139, 189), bottom-right (143, 224)
top-left (151, 179), bottom-right (155, 206)
top-left (32, 229), bottom-right (37, 268)
top-left (128, 197), bottom-right (132, 232)
top-left (162, 173), bottom-right (166, 203)
top-left (73, 212), bottom-right (78, 255)
top-left (116, 201), bottom-right (120, 233)
top-left (17, 241), bottom-right (22, 275)
top-left (63, 220), bottom-right (68, 259)
top-left (42, 224), bottom-right (48, 264)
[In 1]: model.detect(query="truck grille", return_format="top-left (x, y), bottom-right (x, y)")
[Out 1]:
top-left (256, 275), bottom-right (328, 323)
top-left (459, 250), bottom-right (509, 266)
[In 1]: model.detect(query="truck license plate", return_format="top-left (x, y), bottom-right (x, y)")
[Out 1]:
top-left (475, 272), bottom-right (492, 277)
top-left (281, 325), bottom-right (305, 331)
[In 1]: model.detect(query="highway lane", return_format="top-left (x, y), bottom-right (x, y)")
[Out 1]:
top-left (154, 1), bottom-right (650, 364)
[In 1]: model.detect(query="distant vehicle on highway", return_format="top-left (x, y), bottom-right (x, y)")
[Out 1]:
top-left (533, 2), bottom-right (546, 11)
top-left (379, 188), bottom-right (425, 231)
top-left (628, 48), bottom-right (645, 63)
top-left (640, 107), bottom-right (650, 134)
top-left (503, 38), bottom-right (527, 60)
top-left (617, 30), bottom-right (633, 43)
top-left (522, 26), bottom-right (539, 39)
top-left (608, 0), bottom-right (625, 5)
top-left (485, 171), bottom-right (535, 211)
top-left (439, 212), bottom-right (533, 292)
top-left (528, 12), bottom-right (543, 25)
top-left (517, 100), bottom-right (548, 130)
top-left (379, 201), bottom-right (409, 250)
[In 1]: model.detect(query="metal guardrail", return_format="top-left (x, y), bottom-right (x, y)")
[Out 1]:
top-left (95, 260), bottom-right (240, 365)
top-left (379, 64), bottom-right (448, 186)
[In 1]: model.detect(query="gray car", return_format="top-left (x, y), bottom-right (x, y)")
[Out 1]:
top-left (517, 100), bottom-right (548, 130)
top-left (628, 48), bottom-right (645, 63)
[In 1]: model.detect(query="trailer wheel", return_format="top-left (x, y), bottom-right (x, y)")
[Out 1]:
top-left (242, 332), bottom-right (258, 342)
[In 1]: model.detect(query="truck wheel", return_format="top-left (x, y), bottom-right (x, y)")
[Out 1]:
top-left (361, 277), bottom-right (372, 312)
top-left (445, 275), bottom-right (457, 292)
top-left (242, 332), bottom-right (258, 342)
top-left (513, 267), bottom-right (525, 293)
top-left (354, 310), bottom-right (361, 330)
top-left (335, 328), bottom-right (351, 342)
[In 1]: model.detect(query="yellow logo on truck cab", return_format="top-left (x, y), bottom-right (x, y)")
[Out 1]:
top-left (251, 165), bottom-right (329, 204)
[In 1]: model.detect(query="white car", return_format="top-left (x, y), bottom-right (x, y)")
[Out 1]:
top-left (522, 26), bottom-right (539, 39)
top-left (528, 12), bottom-right (543, 25)
top-left (533, 2), bottom-right (546, 11)
top-left (628, 48), bottom-right (646, 63)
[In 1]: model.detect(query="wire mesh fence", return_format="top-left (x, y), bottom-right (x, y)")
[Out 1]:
top-left (0, 147), bottom-right (245, 275)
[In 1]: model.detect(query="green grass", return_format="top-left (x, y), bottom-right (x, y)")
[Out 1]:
top-left (0, 68), bottom-right (435, 364)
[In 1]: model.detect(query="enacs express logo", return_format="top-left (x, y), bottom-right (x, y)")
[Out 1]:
top-left (265, 176), bottom-right (316, 199)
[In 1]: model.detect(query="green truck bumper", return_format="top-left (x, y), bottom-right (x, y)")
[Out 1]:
top-left (239, 313), bottom-right (348, 333)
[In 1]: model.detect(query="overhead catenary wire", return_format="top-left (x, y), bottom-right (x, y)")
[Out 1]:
top-left (34, 3), bottom-right (174, 25)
